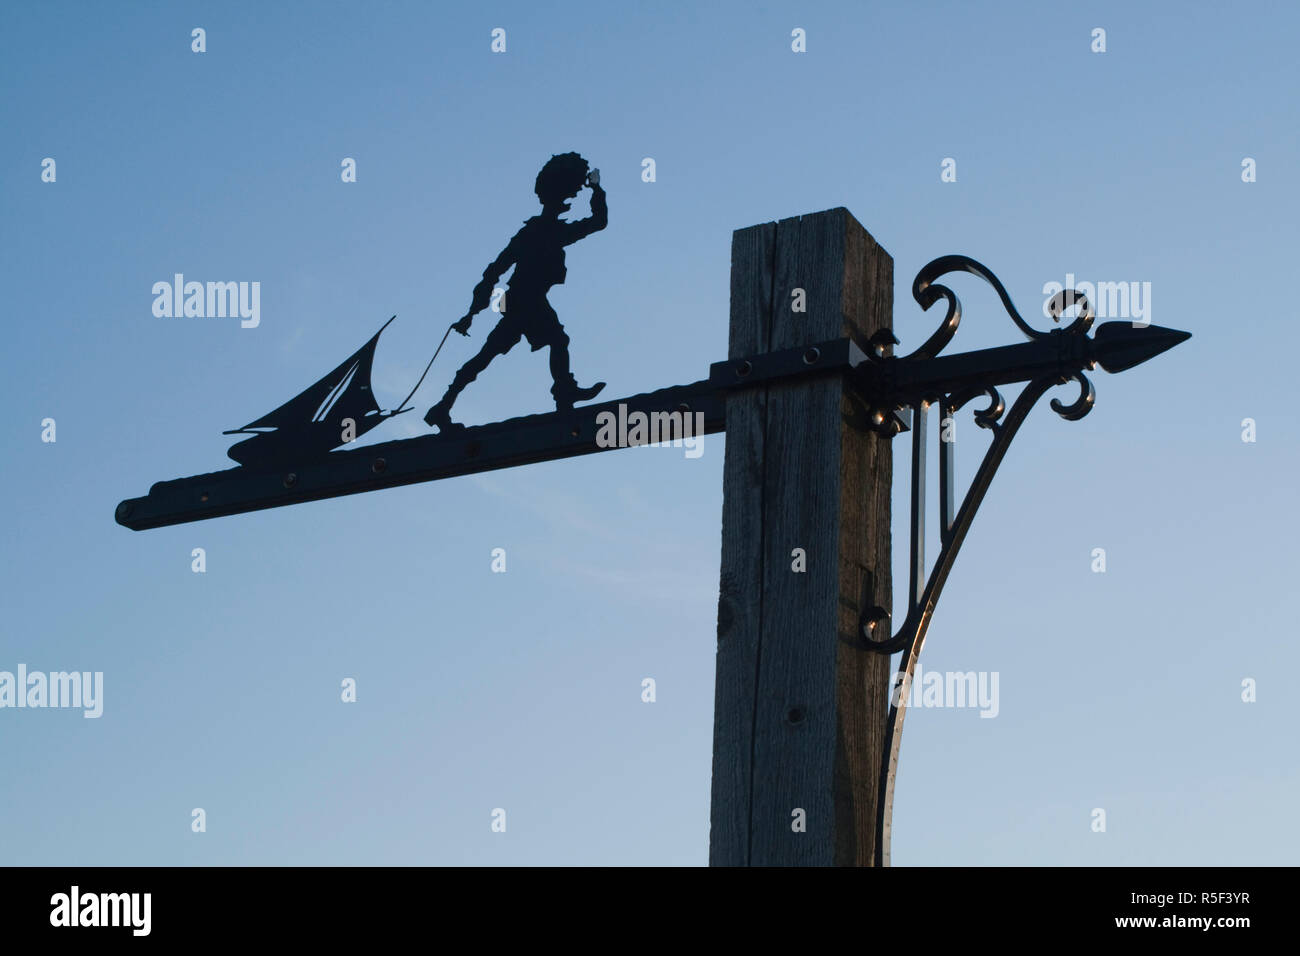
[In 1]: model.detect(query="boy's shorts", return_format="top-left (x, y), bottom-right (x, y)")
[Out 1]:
top-left (483, 298), bottom-right (567, 353)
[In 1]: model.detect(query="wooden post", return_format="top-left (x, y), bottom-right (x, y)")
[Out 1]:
top-left (710, 208), bottom-right (894, 866)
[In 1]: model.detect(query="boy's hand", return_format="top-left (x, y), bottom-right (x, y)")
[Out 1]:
top-left (586, 168), bottom-right (600, 187)
top-left (452, 315), bottom-right (473, 336)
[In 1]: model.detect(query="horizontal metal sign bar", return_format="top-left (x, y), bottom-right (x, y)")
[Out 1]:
top-left (116, 381), bottom-right (724, 531)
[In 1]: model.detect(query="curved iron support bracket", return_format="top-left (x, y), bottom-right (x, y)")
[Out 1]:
top-left (869, 374), bottom-right (1091, 865)
top-left (857, 255), bottom-right (1191, 864)
top-left (859, 255), bottom-right (1104, 866)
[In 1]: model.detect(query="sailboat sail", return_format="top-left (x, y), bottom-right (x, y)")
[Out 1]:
top-left (224, 316), bottom-right (409, 468)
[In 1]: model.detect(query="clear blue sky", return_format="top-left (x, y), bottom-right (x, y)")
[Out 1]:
top-left (2, 0), bottom-right (1296, 865)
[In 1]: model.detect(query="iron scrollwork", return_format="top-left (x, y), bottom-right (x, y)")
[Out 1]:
top-left (860, 255), bottom-right (1097, 867)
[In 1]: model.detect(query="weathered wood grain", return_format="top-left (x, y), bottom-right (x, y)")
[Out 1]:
top-left (710, 208), bottom-right (893, 866)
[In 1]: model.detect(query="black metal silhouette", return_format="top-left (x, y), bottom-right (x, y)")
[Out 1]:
top-left (424, 153), bottom-right (608, 434)
top-left (219, 152), bottom-right (610, 467)
top-left (223, 316), bottom-right (420, 468)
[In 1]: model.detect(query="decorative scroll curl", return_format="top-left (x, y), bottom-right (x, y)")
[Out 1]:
top-left (905, 254), bottom-right (1095, 361)
top-left (947, 383), bottom-right (1005, 431)
top-left (1049, 369), bottom-right (1095, 421)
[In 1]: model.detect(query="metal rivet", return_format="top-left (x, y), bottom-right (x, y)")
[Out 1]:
top-left (571, 426), bottom-right (580, 438)
top-left (199, 492), bottom-right (209, 502)
top-left (677, 403), bottom-right (690, 414)
top-left (371, 458), bottom-right (387, 474)
top-left (283, 473), bottom-right (297, 488)
top-left (803, 347), bottom-right (821, 365)
top-left (736, 360), bottom-right (752, 377)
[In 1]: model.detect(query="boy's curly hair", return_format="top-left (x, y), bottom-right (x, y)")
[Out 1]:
top-left (535, 152), bottom-right (590, 205)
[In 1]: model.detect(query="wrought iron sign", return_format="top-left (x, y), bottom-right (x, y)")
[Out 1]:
top-left (113, 185), bottom-right (1189, 868)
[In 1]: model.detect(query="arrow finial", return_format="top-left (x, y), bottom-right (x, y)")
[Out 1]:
top-left (1090, 322), bottom-right (1191, 373)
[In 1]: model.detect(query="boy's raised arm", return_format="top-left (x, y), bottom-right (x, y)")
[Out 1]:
top-left (562, 172), bottom-right (607, 244)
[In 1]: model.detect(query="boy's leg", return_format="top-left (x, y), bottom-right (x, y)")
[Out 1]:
top-left (528, 302), bottom-right (605, 410)
top-left (424, 321), bottom-right (520, 431)
top-left (547, 327), bottom-right (573, 392)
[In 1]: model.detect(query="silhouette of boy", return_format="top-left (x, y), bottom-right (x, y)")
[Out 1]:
top-left (425, 152), bottom-right (607, 433)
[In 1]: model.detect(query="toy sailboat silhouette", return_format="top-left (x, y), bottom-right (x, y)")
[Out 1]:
top-left (223, 316), bottom-right (420, 468)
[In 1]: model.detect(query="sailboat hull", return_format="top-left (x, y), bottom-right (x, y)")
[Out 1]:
top-left (226, 415), bottom-right (393, 469)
